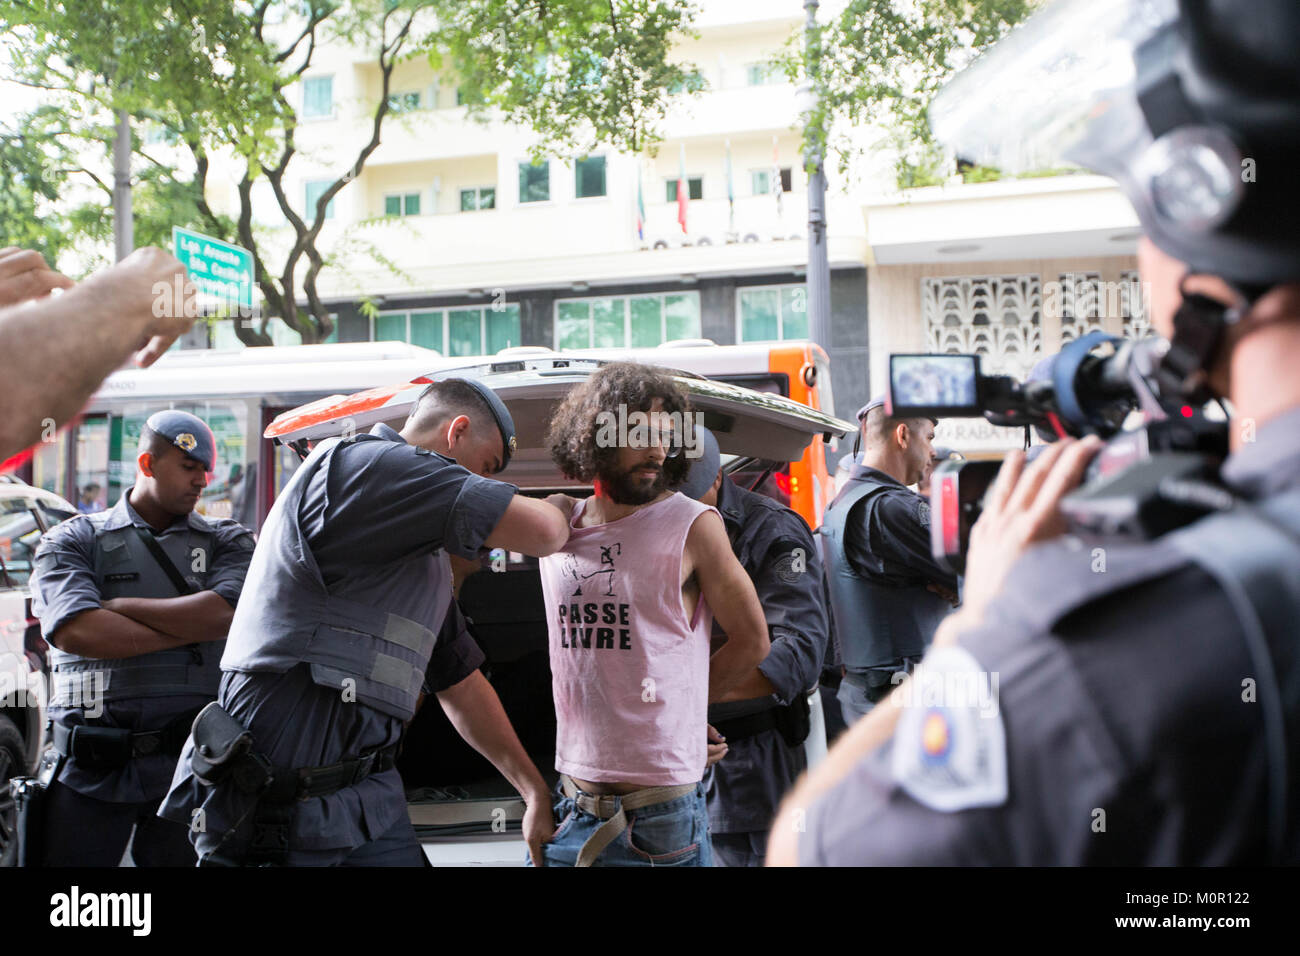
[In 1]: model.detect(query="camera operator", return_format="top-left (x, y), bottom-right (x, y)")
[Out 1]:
top-left (819, 397), bottom-right (959, 726)
top-left (770, 0), bottom-right (1300, 865)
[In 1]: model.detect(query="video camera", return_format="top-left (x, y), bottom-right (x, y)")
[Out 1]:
top-left (886, 331), bottom-right (1230, 574)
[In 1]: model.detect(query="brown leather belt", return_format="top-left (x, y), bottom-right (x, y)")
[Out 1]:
top-left (560, 774), bottom-right (698, 867)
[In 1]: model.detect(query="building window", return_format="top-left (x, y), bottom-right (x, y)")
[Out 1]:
top-left (738, 284), bottom-right (809, 342)
top-left (455, 86), bottom-right (468, 106)
top-left (668, 70), bottom-right (706, 95)
top-left (751, 167), bottom-right (793, 195)
top-left (575, 156), bottom-right (606, 199)
top-left (384, 192), bottom-right (422, 216)
top-left (370, 305), bottom-right (521, 356)
top-left (212, 316), bottom-right (329, 349)
top-left (665, 177), bottom-right (703, 202)
top-left (460, 186), bottom-right (496, 211)
top-left (304, 180), bottom-right (335, 220)
top-left (554, 292), bottom-right (701, 350)
top-left (745, 63), bottom-right (780, 86)
top-left (302, 75), bottom-right (334, 119)
top-left (518, 161), bottom-right (550, 203)
top-left (386, 90), bottom-right (422, 113)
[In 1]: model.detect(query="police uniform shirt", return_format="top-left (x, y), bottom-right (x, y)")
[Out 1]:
top-left (160, 424), bottom-right (511, 856)
top-left (705, 477), bottom-right (829, 835)
top-left (30, 491), bottom-right (255, 802)
top-left (799, 407), bottom-right (1300, 865)
top-left (843, 466), bottom-right (958, 593)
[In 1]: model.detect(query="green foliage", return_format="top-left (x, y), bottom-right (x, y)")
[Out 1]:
top-left (429, 0), bottom-right (701, 157)
top-left (0, 0), bottom-right (697, 344)
top-left (784, 0), bottom-right (1037, 189)
top-left (0, 108), bottom-right (80, 263)
top-left (961, 164), bottom-right (1002, 183)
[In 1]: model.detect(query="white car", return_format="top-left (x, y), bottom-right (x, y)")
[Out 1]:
top-left (0, 476), bottom-right (76, 865)
top-left (266, 357), bottom-right (854, 865)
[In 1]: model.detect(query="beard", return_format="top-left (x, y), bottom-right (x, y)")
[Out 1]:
top-left (598, 460), bottom-right (669, 505)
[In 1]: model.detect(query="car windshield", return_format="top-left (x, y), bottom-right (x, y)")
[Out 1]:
top-left (0, 499), bottom-right (42, 588)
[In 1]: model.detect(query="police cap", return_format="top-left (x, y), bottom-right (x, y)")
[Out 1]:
top-left (449, 377), bottom-right (517, 473)
top-left (679, 425), bottom-right (721, 500)
top-left (145, 410), bottom-right (216, 471)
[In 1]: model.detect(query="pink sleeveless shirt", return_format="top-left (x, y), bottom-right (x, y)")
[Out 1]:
top-left (539, 492), bottom-right (716, 786)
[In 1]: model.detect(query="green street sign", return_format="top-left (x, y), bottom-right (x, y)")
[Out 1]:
top-left (172, 226), bottom-right (254, 312)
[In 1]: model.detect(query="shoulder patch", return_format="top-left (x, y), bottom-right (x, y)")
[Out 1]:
top-left (915, 497), bottom-right (931, 525)
top-left (765, 537), bottom-right (814, 584)
top-left (890, 645), bottom-right (1007, 813)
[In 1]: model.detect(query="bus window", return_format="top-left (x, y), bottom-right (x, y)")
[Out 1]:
top-left (74, 416), bottom-right (109, 514)
top-left (263, 407), bottom-right (306, 529)
top-left (31, 430), bottom-right (71, 501)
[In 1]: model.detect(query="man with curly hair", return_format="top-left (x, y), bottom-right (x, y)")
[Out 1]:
top-left (534, 362), bottom-right (771, 866)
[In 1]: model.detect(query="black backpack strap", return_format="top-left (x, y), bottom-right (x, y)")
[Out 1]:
top-left (131, 525), bottom-right (198, 596)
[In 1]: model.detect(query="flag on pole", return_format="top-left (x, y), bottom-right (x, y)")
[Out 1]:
top-left (677, 143), bottom-right (688, 234)
top-left (772, 135), bottom-right (784, 221)
top-left (725, 139), bottom-right (735, 234)
top-left (636, 164), bottom-right (646, 241)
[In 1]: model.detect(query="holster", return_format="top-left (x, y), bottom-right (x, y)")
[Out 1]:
top-left (10, 749), bottom-right (63, 867)
top-left (190, 701), bottom-right (272, 794)
top-left (187, 701), bottom-right (399, 866)
top-left (61, 724), bottom-right (133, 770)
top-left (773, 692), bottom-right (812, 749)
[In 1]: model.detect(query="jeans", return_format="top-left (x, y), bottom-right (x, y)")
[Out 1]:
top-left (529, 781), bottom-right (713, 867)
top-left (837, 657), bottom-right (922, 725)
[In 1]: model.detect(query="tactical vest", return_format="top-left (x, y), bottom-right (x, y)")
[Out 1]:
top-left (818, 466), bottom-right (951, 670)
top-left (49, 515), bottom-right (222, 709)
top-left (219, 435), bottom-right (453, 723)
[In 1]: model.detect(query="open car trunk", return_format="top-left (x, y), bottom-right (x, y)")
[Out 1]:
top-left (397, 550), bottom-right (554, 845)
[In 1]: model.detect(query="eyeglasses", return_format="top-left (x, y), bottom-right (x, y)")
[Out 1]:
top-left (643, 428), bottom-right (684, 458)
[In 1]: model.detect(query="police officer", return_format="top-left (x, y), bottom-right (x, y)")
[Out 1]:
top-left (159, 377), bottom-right (571, 866)
top-left (771, 0), bottom-right (1300, 866)
top-left (681, 428), bottom-right (829, 867)
top-left (30, 410), bottom-right (254, 866)
top-left (917, 446), bottom-right (960, 498)
top-left (819, 396), bottom-right (959, 724)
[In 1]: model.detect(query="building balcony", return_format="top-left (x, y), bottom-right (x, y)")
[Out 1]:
top-left (863, 174), bottom-right (1142, 265)
top-left (662, 82), bottom-right (802, 140)
top-left (294, 190), bottom-right (865, 300)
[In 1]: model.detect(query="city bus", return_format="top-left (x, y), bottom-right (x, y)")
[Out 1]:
top-left (21, 339), bottom-right (840, 532)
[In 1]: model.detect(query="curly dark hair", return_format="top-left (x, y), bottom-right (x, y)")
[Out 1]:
top-left (548, 362), bottom-right (693, 487)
